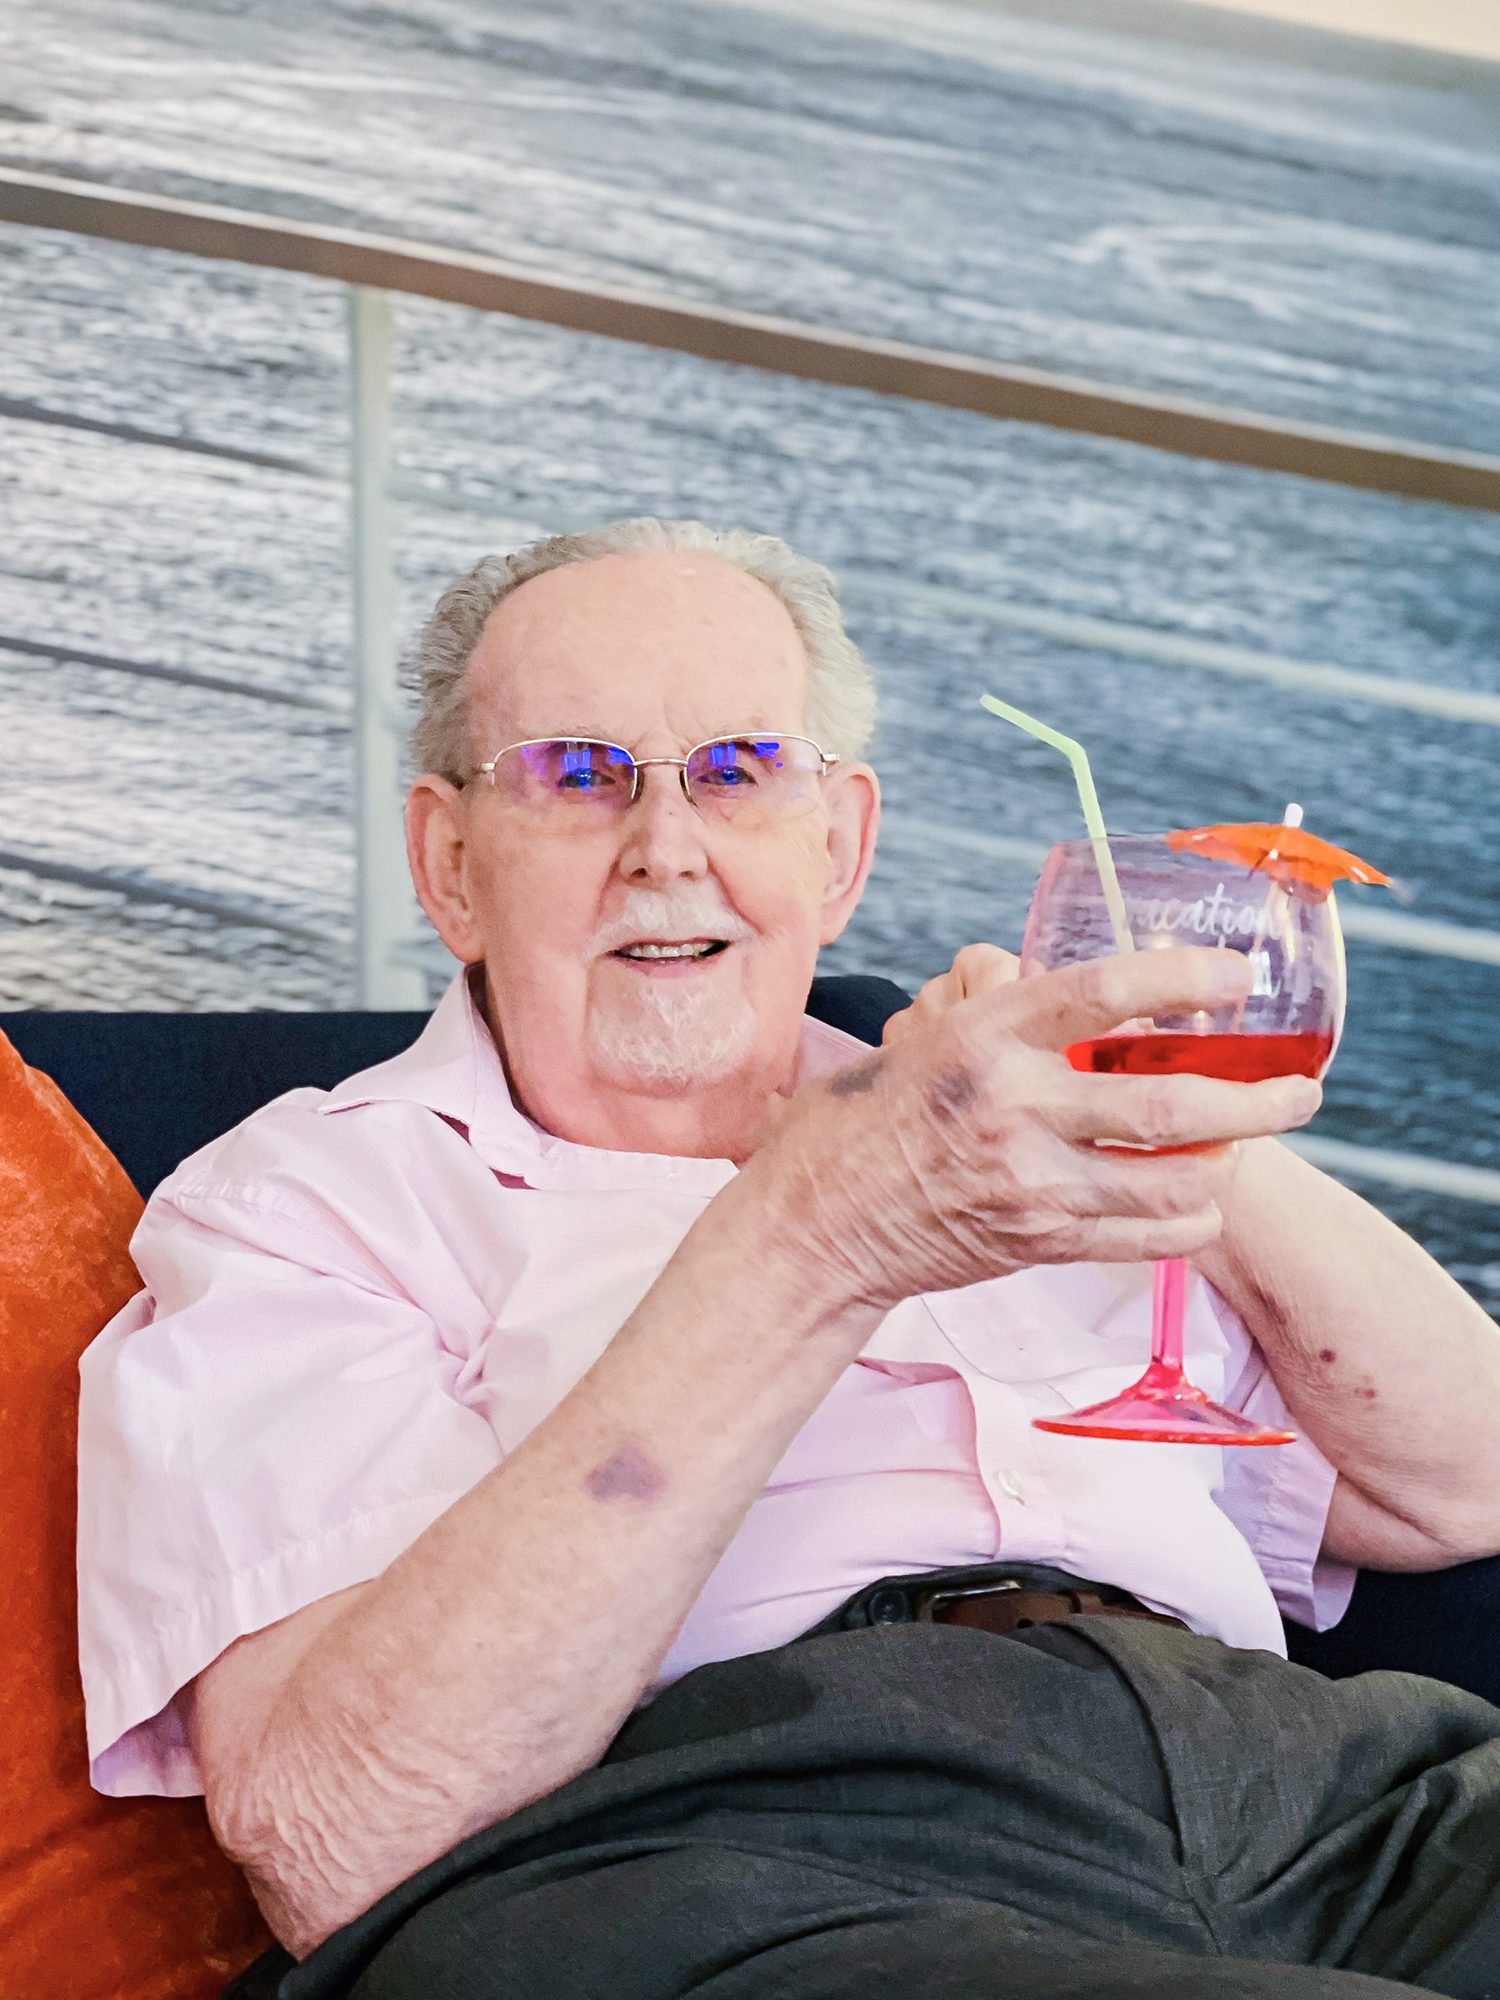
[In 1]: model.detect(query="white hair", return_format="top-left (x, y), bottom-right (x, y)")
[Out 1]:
top-left (407, 517), bottom-right (878, 781)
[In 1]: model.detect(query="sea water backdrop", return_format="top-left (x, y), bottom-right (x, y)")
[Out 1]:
top-left (1, 0), bottom-right (1498, 1307)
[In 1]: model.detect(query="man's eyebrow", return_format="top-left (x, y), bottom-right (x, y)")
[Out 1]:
top-left (485, 727), bottom-right (623, 751)
top-left (505, 725), bottom-right (790, 746)
top-left (504, 726), bottom-right (617, 741)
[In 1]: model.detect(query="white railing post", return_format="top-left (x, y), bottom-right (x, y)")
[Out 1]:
top-left (348, 284), bottom-right (426, 1008)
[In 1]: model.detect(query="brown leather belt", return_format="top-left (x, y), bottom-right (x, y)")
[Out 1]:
top-left (806, 1563), bottom-right (1188, 1642)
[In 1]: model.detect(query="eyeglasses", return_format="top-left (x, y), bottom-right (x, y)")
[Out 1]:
top-left (468, 734), bottom-right (839, 830)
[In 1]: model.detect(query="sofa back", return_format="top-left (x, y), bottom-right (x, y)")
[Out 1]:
top-left (0, 974), bottom-right (910, 1197)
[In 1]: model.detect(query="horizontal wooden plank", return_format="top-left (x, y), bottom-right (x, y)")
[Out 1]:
top-left (4, 168), bottom-right (1499, 512)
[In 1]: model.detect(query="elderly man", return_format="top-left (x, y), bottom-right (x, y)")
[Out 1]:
top-left (79, 519), bottom-right (1500, 2000)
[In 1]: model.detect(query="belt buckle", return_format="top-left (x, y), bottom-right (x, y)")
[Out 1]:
top-left (912, 1577), bottom-right (1025, 1623)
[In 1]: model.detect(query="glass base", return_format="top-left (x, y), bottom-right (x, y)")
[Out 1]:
top-left (1032, 1374), bottom-right (1296, 1447)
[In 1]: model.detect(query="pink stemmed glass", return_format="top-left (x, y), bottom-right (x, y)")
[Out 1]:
top-left (1020, 832), bottom-right (1346, 1446)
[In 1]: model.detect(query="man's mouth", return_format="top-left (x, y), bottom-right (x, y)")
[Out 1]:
top-left (610, 938), bottom-right (731, 963)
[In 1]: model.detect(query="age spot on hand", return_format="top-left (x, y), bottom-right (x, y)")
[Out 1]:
top-left (1318, 1348), bottom-right (1338, 1365)
top-left (585, 1443), bottom-right (667, 1503)
top-left (927, 1066), bottom-right (979, 1123)
top-left (831, 1057), bottom-right (883, 1097)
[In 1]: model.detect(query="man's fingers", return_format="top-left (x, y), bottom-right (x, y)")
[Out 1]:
top-left (884, 944), bottom-right (1023, 1048)
top-left (1067, 1209), bottom-right (1226, 1265)
top-left (1003, 948), bottom-right (1254, 1053)
top-left (951, 943), bottom-right (1021, 995)
top-left (1065, 1144), bottom-right (1240, 1221)
top-left (1051, 1069), bottom-right (1321, 1151)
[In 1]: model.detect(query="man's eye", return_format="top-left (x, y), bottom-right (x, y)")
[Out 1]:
top-left (698, 743), bottom-right (772, 787)
top-left (552, 751), bottom-right (624, 793)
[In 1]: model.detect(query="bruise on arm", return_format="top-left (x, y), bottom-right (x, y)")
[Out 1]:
top-left (584, 1442), bottom-right (668, 1503)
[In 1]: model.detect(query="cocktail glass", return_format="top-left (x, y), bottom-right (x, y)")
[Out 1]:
top-left (1021, 832), bottom-right (1346, 1446)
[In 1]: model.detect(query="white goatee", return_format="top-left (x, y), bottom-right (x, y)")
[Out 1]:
top-left (587, 887), bottom-right (758, 1090)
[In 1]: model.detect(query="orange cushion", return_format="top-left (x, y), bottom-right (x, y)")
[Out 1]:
top-left (0, 1029), bottom-right (272, 1998)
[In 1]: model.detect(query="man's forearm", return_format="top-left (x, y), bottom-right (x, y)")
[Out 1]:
top-left (1197, 1138), bottom-right (1500, 1566)
top-left (211, 1165), bottom-right (878, 1956)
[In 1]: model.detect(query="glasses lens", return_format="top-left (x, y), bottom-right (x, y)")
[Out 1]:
top-left (685, 736), bottom-right (823, 821)
top-left (497, 739), bottom-right (635, 809)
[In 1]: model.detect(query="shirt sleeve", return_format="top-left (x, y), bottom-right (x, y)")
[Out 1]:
top-left (1205, 1281), bottom-right (1358, 1633)
top-left (77, 1180), bottom-right (503, 1800)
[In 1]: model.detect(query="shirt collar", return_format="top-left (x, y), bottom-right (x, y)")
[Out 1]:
top-left (320, 967), bottom-right (876, 1194)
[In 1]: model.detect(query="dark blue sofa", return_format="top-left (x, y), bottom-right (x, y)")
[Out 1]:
top-left (7, 973), bottom-right (1498, 1707)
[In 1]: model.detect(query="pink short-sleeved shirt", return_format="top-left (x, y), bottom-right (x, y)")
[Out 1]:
top-left (77, 971), bottom-right (1354, 1800)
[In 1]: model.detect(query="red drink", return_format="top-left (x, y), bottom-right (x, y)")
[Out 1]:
top-left (1067, 1029), bottom-right (1333, 1084)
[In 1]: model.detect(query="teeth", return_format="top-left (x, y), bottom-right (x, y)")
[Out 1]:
top-left (619, 941), bottom-right (716, 960)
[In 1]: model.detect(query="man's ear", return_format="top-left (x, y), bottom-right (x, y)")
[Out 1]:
top-left (406, 776), bottom-right (485, 964)
top-left (818, 762), bottom-right (881, 947)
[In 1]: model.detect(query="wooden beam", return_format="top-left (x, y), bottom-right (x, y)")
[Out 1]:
top-left (5, 168), bottom-right (1499, 512)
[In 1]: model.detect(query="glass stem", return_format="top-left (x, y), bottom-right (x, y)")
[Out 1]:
top-left (1150, 1255), bottom-right (1189, 1381)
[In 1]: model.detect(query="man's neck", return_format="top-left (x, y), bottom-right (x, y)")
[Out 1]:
top-left (475, 981), bottom-right (793, 1164)
top-left (541, 1079), bottom-right (788, 1163)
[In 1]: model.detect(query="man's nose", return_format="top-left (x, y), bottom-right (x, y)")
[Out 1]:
top-left (615, 764), bottom-right (710, 882)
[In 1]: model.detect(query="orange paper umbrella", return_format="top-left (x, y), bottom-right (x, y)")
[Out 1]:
top-left (1166, 821), bottom-right (1390, 899)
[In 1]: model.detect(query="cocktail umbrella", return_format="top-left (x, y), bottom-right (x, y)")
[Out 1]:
top-left (1165, 821), bottom-right (1389, 900)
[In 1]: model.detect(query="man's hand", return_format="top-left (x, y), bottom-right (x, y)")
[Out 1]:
top-left (749, 946), bottom-right (1323, 1314)
top-left (882, 943), bottom-right (1021, 1049)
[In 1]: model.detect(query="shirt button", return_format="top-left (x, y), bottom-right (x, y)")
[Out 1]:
top-left (994, 1468), bottom-right (1027, 1503)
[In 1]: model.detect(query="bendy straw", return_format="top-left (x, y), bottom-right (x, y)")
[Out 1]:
top-left (979, 693), bottom-right (1133, 954)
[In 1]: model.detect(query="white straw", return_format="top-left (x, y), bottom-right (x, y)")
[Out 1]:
top-left (979, 693), bottom-right (1134, 954)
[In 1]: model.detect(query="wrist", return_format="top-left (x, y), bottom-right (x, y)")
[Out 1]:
top-left (692, 1144), bottom-right (884, 1344)
top-left (1195, 1136), bottom-right (1292, 1295)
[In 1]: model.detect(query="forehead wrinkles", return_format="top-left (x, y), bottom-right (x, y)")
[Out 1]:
top-left (471, 566), bottom-right (809, 747)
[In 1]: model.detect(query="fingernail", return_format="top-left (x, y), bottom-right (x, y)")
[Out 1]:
top-left (1208, 953), bottom-right (1253, 995)
top-left (1289, 1079), bottom-right (1323, 1115)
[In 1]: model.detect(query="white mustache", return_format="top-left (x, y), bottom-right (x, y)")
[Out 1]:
top-left (593, 890), bottom-right (754, 957)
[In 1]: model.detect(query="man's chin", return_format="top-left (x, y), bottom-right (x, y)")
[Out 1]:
top-left (584, 987), bottom-right (759, 1093)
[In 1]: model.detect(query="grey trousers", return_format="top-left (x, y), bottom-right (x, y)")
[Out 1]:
top-left (280, 1620), bottom-right (1500, 2000)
